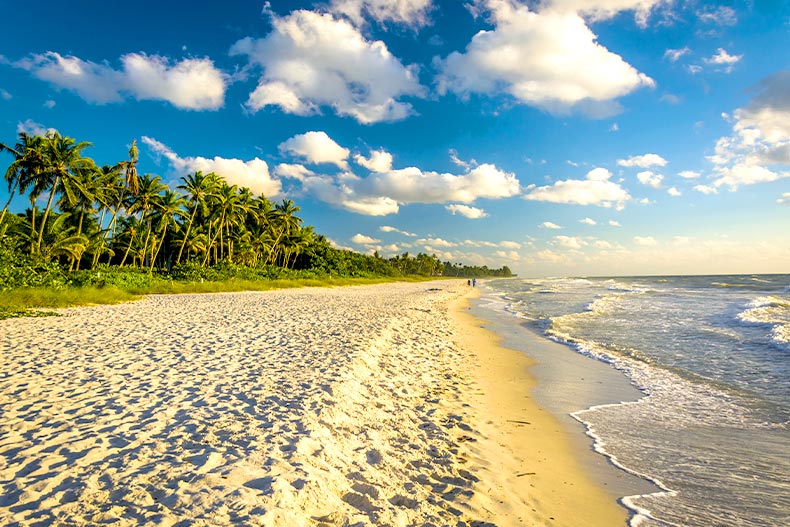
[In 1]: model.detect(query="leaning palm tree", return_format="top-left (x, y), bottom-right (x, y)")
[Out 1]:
top-left (33, 132), bottom-right (96, 254)
top-left (0, 132), bottom-right (45, 227)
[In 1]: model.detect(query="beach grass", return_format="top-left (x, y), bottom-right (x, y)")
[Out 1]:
top-left (0, 276), bottom-right (443, 319)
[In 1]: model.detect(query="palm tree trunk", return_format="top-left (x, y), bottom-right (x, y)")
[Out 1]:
top-left (36, 175), bottom-right (60, 253)
top-left (0, 178), bottom-right (21, 226)
top-left (176, 207), bottom-right (197, 264)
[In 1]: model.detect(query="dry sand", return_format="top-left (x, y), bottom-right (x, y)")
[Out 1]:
top-left (0, 281), bottom-right (626, 526)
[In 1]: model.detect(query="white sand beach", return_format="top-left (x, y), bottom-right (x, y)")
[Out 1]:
top-left (0, 282), bottom-right (625, 526)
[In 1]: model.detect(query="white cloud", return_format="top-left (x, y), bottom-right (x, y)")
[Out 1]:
top-left (777, 192), bottom-right (790, 205)
top-left (698, 6), bottom-right (737, 26)
top-left (379, 225), bottom-right (417, 236)
top-left (634, 236), bottom-right (658, 246)
top-left (436, 0), bottom-right (654, 116)
top-left (704, 48), bottom-right (742, 73)
top-left (594, 240), bottom-right (614, 249)
top-left (274, 163), bottom-right (315, 181)
top-left (667, 187), bottom-right (681, 197)
top-left (580, 217), bottom-right (597, 225)
top-left (279, 131), bottom-right (350, 169)
top-left (351, 233), bottom-right (381, 244)
top-left (331, 0), bottom-right (433, 27)
top-left (494, 250), bottom-right (521, 260)
top-left (707, 71), bottom-right (790, 190)
top-left (637, 170), bottom-right (664, 188)
top-left (539, 221), bottom-right (563, 229)
top-left (0, 88), bottom-right (11, 100)
top-left (14, 51), bottom-right (226, 109)
top-left (609, 220), bottom-right (622, 227)
top-left (694, 184), bottom-right (718, 195)
top-left (499, 240), bottom-right (522, 249)
top-left (417, 237), bottom-right (456, 248)
top-left (141, 136), bottom-right (281, 197)
top-left (354, 149), bottom-right (393, 173)
top-left (525, 167), bottom-right (631, 208)
top-left (16, 119), bottom-right (56, 137)
top-left (43, 99), bottom-right (56, 108)
top-left (617, 153), bottom-right (668, 168)
top-left (555, 235), bottom-right (586, 249)
top-left (541, 0), bottom-right (671, 27)
top-left (449, 148), bottom-right (476, 169)
top-left (230, 10), bottom-right (423, 123)
top-left (446, 204), bottom-right (489, 219)
top-left (359, 163), bottom-right (521, 205)
top-left (664, 47), bottom-right (690, 62)
top-left (678, 170), bottom-right (700, 179)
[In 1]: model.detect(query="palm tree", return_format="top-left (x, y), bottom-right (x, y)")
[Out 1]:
top-left (149, 189), bottom-right (186, 271)
top-left (125, 173), bottom-right (167, 267)
top-left (176, 171), bottom-right (217, 264)
top-left (0, 132), bottom-right (45, 227)
top-left (32, 132), bottom-right (96, 253)
top-left (123, 139), bottom-right (140, 196)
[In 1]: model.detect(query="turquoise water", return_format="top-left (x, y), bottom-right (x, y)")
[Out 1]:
top-left (484, 275), bottom-right (790, 527)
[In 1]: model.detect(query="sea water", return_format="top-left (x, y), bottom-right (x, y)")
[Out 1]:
top-left (482, 275), bottom-right (790, 527)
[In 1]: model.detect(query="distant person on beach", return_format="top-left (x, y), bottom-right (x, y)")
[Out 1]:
top-left (472, 278), bottom-right (476, 287)
top-left (467, 279), bottom-right (471, 286)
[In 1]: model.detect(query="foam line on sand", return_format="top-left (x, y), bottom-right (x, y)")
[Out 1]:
top-left (1, 282), bottom-right (625, 526)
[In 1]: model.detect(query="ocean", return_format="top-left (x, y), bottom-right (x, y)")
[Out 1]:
top-left (480, 275), bottom-right (790, 527)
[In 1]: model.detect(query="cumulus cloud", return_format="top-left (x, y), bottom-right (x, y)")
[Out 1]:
top-left (617, 153), bottom-right (668, 168)
top-left (279, 131), bottom-right (350, 169)
top-left (704, 48), bottom-right (742, 73)
top-left (446, 204), bottom-right (489, 219)
top-left (351, 233), bottom-right (381, 244)
top-left (417, 237), bottom-right (456, 248)
top-left (142, 136), bottom-right (281, 197)
top-left (16, 119), bottom-right (57, 137)
top-left (380, 225), bottom-right (417, 236)
top-left (554, 235), bottom-right (586, 249)
top-left (668, 187), bottom-right (681, 197)
top-left (609, 220), bottom-right (622, 227)
top-left (694, 184), bottom-right (718, 195)
top-left (13, 51), bottom-right (226, 109)
top-left (358, 163), bottom-right (521, 205)
top-left (678, 170), bottom-right (700, 179)
top-left (331, 0), bottom-right (433, 27)
top-left (637, 170), bottom-right (663, 188)
top-left (580, 217), bottom-right (597, 225)
top-left (436, 0), bottom-right (654, 116)
top-left (524, 167), bottom-right (631, 208)
top-left (539, 221), bottom-right (563, 229)
top-left (777, 192), bottom-right (790, 205)
top-left (707, 71), bottom-right (790, 190)
top-left (634, 236), bottom-right (658, 246)
top-left (354, 149), bottom-right (393, 173)
top-left (499, 240), bottom-right (522, 249)
top-left (230, 10), bottom-right (423, 123)
top-left (0, 88), bottom-right (11, 100)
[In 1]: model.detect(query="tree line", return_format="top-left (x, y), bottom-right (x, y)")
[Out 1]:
top-left (0, 130), bottom-right (513, 285)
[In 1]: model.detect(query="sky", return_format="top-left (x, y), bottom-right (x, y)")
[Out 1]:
top-left (0, 0), bottom-right (788, 277)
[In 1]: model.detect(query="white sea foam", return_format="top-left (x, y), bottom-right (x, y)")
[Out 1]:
top-left (738, 295), bottom-right (790, 346)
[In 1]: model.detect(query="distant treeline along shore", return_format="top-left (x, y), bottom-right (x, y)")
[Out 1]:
top-left (0, 131), bottom-right (513, 291)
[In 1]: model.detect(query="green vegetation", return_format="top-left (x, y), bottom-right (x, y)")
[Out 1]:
top-left (0, 130), bottom-right (513, 317)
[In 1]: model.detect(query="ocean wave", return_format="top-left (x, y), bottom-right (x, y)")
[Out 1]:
top-left (737, 296), bottom-right (790, 346)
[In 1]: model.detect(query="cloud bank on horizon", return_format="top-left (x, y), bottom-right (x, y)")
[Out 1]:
top-left (1, 0), bottom-right (788, 276)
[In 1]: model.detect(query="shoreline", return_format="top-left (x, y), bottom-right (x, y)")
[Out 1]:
top-left (1, 281), bottom-right (629, 525)
top-left (447, 288), bottom-right (629, 526)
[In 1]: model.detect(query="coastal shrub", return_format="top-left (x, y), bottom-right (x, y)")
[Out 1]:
top-left (0, 246), bottom-right (69, 291)
top-left (67, 265), bottom-right (165, 289)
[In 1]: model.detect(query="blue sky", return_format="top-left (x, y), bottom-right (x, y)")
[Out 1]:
top-left (1, 0), bottom-right (788, 277)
